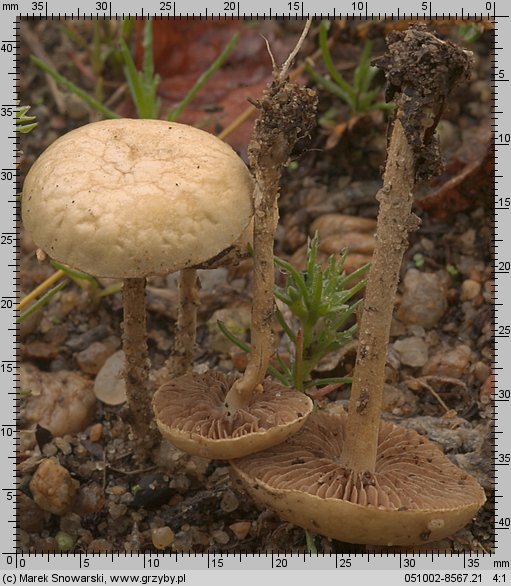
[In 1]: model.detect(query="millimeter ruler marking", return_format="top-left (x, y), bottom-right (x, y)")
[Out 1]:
top-left (1, 0), bottom-right (508, 574)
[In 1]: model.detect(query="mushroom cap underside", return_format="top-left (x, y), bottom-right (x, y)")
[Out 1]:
top-left (22, 118), bottom-right (254, 278)
top-left (231, 410), bottom-right (486, 546)
top-left (152, 371), bottom-right (313, 459)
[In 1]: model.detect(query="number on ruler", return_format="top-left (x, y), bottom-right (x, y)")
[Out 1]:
top-left (0, 43), bottom-right (14, 53)
top-left (1, 427), bottom-right (13, 436)
top-left (223, 1), bottom-right (238, 10)
top-left (0, 107), bottom-right (13, 116)
top-left (96, 1), bottom-right (108, 9)
top-left (497, 389), bottom-right (510, 399)
top-left (31, 1), bottom-right (44, 9)
top-left (1, 234), bottom-right (14, 245)
top-left (498, 454), bottom-right (511, 463)
top-left (160, 1), bottom-right (173, 9)
top-left (498, 133), bottom-right (511, 144)
top-left (352, 1), bottom-right (366, 10)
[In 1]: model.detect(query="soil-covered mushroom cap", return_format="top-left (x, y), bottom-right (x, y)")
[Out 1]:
top-left (231, 410), bottom-right (486, 546)
top-left (22, 119), bottom-right (254, 278)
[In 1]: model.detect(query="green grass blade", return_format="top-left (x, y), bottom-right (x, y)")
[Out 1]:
top-left (318, 20), bottom-right (356, 100)
top-left (119, 38), bottom-right (146, 117)
top-left (17, 281), bottom-right (67, 323)
top-left (353, 40), bottom-right (373, 92)
top-left (31, 56), bottom-right (120, 119)
top-left (304, 376), bottom-right (352, 389)
top-left (167, 32), bottom-right (239, 122)
top-left (275, 306), bottom-right (297, 344)
top-left (50, 259), bottom-right (97, 285)
top-left (217, 320), bottom-right (288, 384)
top-left (305, 61), bottom-right (355, 109)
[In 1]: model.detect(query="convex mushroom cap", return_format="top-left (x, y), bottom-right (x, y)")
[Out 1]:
top-left (22, 119), bottom-right (254, 278)
top-left (153, 372), bottom-right (313, 459)
top-left (231, 409), bottom-right (486, 546)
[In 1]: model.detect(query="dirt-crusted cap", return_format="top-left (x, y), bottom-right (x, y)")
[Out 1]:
top-left (152, 372), bottom-right (313, 459)
top-left (231, 409), bottom-right (486, 546)
top-left (22, 119), bottom-right (254, 278)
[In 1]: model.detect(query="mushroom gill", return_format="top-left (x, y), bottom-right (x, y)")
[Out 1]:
top-left (231, 409), bottom-right (486, 546)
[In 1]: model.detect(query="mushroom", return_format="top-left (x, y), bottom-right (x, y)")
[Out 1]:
top-left (230, 28), bottom-right (486, 545)
top-left (231, 409), bottom-right (486, 546)
top-left (22, 118), bottom-right (254, 446)
top-left (152, 23), bottom-right (317, 459)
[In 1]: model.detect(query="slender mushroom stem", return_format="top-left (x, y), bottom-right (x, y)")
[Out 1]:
top-left (224, 24), bottom-right (317, 413)
top-left (168, 268), bottom-right (200, 377)
top-left (339, 27), bottom-right (473, 474)
top-left (340, 118), bottom-right (415, 474)
top-left (122, 277), bottom-right (155, 445)
top-left (225, 190), bottom-right (280, 412)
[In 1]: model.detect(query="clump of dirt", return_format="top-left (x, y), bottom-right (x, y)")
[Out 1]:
top-left (375, 25), bottom-right (473, 179)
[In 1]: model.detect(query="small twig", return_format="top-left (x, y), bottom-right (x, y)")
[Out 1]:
top-left (107, 465), bottom-right (157, 477)
top-left (408, 377), bottom-right (451, 414)
top-left (307, 382), bottom-right (344, 401)
top-left (419, 375), bottom-right (468, 390)
top-left (279, 18), bottom-right (313, 81)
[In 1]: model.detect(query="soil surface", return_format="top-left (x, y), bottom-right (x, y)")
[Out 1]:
top-left (18, 18), bottom-right (494, 554)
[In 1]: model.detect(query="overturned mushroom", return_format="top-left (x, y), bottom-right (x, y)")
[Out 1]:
top-left (153, 23), bottom-right (317, 459)
top-left (231, 410), bottom-right (485, 546)
top-left (22, 118), bottom-right (254, 447)
top-left (231, 28), bottom-right (485, 545)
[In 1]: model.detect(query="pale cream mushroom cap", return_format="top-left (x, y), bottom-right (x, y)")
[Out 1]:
top-left (22, 119), bottom-right (254, 278)
top-left (231, 410), bottom-right (486, 546)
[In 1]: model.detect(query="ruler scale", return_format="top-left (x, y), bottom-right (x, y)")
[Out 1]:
top-left (1, 0), bottom-right (509, 582)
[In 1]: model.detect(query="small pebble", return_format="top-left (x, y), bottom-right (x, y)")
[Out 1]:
top-left (22, 364), bottom-right (96, 436)
top-left (19, 493), bottom-right (49, 533)
top-left (397, 269), bottom-right (447, 329)
top-left (89, 422), bottom-right (103, 442)
top-left (393, 336), bottom-right (429, 368)
top-left (319, 232), bottom-right (376, 256)
top-left (76, 338), bottom-right (119, 375)
top-left (55, 531), bottom-right (75, 552)
top-left (480, 373), bottom-right (494, 405)
top-left (94, 350), bottom-right (127, 406)
top-left (151, 526), bottom-right (175, 550)
top-left (54, 437), bottom-right (72, 455)
top-left (473, 361), bottom-right (490, 383)
top-left (60, 512), bottom-right (82, 536)
top-left (423, 344), bottom-right (471, 379)
top-left (229, 521), bottom-right (252, 541)
top-left (30, 458), bottom-right (79, 516)
top-left (87, 539), bottom-right (113, 553)
top-left (220, 489), bottom-right (239, 513)
top-left (108, 503), bottom-right (128, 520)
top-left (460, 279), bottom-right (482, 301)
top-left (212, 530), bottom-right (230, 545)
top-left (310, 213), bottom-right (376, 239)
